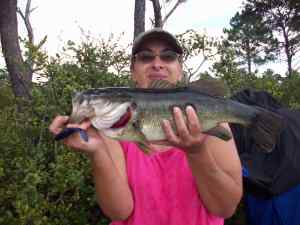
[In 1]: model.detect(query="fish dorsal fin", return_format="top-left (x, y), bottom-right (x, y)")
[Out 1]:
top-left (188, 78), bottom-right (229, 97)
top-left (148, 78), bottom-right (229, 96)
top-left (148, 80), bottom-right (177, 89)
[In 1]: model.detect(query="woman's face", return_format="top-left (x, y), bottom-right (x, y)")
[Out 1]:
top-left (131, 39), bottom-right (183, 88)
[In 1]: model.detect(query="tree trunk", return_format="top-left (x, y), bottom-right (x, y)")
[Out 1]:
top-left (245, 39), bottom-right (252, 75)
top-left (282, 27), bottom-right (293, 78)
top-left (287, 53), bottom-right (293, 77)
top-left (134, 0), bottom-right (146, 39)
top-left (0, 0), bottom-right (32, 100)
top-left (150, 0), bottom-right (163, 28)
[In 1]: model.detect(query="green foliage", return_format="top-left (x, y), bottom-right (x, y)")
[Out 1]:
top-left (0, 102), bottom-right (109, 225)
top-left (214, 59), bottom-right (300, 109)
top-left (20, 35), bottom-right (49, 75)
top-left (212, 39), bottom-right (300, 109)
top-left (223, 6), bottom-right (278, 74)
top-left (0, 81), bottom-right (14, 108)
top-left (176, 29), bottom-right (221, 81)
top-left (279, 71), bottom-right (300, 108)
top-left (245, 0), bottom-right (300, 77)
top-left (0, 68), bottom-right (8, 81)
top-left (1, 34), bottom-right (131, 224)
top-left (212, 45), bottom-right (255, 93)
top-left (63, 32), bottom-right (130, 76)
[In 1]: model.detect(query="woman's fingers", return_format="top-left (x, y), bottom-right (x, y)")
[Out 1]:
top-left (162, 119), bottom-right (180, 145)
top-left (160, 106), bottom-right (208, 153)
top-left (49, 115), bottom-right (69, 135)
top-left (173, 107), bottom-right (190, 141)
top-left (186, 105), bottom-right (201, 135)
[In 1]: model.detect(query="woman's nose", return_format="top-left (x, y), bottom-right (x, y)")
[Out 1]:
top-left (151, 55), bottom-right (164, 69)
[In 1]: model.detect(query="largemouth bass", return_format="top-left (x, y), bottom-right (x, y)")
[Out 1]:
top-left (55, 80), bottom-right (284, 153)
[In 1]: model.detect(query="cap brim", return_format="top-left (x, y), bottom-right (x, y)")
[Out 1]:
top-left (132, 29), bottom-right (183, 55)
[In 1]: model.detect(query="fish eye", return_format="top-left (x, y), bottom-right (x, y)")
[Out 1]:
top-left (131, 102), bottom-right (137, 109)
top-left (132, 120), bottom-right (140, 129)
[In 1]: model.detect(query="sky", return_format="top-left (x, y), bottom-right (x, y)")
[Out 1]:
top-left (17, 0), bottom-right (244, 55)
top-left (3, 0), bottom-right (290, 75)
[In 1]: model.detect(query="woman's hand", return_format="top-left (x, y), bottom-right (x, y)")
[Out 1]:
top-left (49, 115), bottom-right (104, 156)
top-left (161, 106), bottom-right (208, 154)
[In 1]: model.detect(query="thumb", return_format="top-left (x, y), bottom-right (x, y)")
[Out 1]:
top-left (81, 119), bottom-right (92, 130)
top-left (66, 119), bottom-right (92, 130)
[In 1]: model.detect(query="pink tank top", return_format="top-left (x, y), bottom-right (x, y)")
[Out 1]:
top-left (110, 141), bottom-right (223, 225)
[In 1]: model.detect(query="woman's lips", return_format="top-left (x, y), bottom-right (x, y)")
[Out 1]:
top-left (148, 74), bottom-right (168, 80)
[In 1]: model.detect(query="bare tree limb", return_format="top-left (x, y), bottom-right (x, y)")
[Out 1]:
top-left (17, 0), bottom-right (34, 44)
top-left (150, 0), bottom-right (163, 28)
top-left (162, 0), bottom-right (185, 26)
top-left (16, 0), bottom-right (37, 79)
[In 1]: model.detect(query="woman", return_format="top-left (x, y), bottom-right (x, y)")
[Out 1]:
top-left (49, 28), bottom-right (242, 225)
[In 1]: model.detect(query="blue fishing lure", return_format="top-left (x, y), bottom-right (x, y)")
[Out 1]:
top-left (54, 127), bottom-right (89, 142)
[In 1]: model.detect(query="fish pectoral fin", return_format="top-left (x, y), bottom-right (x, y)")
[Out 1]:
top-left (134, 129), bottom-right (154, 154)
top-left (203, 126), bottom-right (232, 141)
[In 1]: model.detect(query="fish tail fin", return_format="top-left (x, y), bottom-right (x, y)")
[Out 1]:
top-left (248, 108), bottom-right (284, 153)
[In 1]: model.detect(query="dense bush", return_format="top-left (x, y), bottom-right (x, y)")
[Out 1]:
top-left (0, 37), bottom-right (131, 225)
top-left (0, 67), bottom-right (131, 224)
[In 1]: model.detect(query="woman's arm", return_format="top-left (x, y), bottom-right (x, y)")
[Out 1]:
top-left (49, 116), bottom-right (134, 220)
top-left (91, 137), bottom-right (134, 221)
top-left (186, 124), bottom-right (242, 218)
top-left (162, 107), bottom-right (242, 218)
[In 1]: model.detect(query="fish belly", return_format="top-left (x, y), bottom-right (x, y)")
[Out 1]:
top-left (137, 107), bottom-right (171, 141)
top-left (140, 115), bottom-right (167, 141)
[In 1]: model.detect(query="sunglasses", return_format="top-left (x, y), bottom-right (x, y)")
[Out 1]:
top-left (134, 50), bottom-right (180, 63)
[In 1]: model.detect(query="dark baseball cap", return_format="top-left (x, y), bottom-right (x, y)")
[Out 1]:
top-left (132, 28), bottom-right (183, 55)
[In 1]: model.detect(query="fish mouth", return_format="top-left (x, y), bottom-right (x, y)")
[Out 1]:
top-left (110, 107), bottom-right (132, 129)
